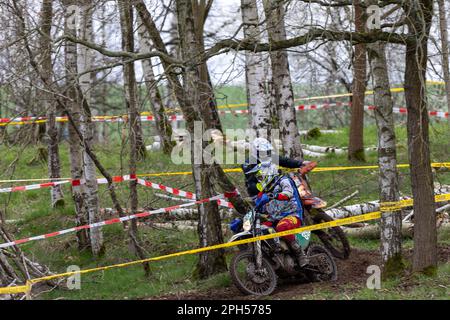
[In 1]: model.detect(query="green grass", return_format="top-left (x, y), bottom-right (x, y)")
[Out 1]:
top-left (293, 263), bottom-right (450, 300)
top-left (0, 92), bottom-right (449, 299)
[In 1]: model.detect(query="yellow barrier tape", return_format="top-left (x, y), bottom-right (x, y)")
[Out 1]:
top-left (2, 188), bottom-right (450, 294)
top-left (19, 211), bottom-right (380, 287)
top-left (217, 103), bottom-right (249, 110)
top-left (0, 283), bottom-right (30, 295)
top-left (0, 120), bottom-right (47, 127)
top-left (380, 193), bottom-right (450, 212)
top-left (0, 162), bottom-right (448, 183)
top-left (136, 162), bottom-right (450, 177)
top-left (295, 80), bottom-right (445, 102)
top-left (427, 81), bottom-right (446, 85)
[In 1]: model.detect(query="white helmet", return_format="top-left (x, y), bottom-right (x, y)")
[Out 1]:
top-left (251, 137), bottom-right (273, 161)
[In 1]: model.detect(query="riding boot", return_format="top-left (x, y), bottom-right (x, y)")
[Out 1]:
top-left (272, 241), bottom-right (283, 254)
top-left (288, 240), bottom-right (309, 267)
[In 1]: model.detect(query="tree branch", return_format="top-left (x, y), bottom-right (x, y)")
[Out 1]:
top-left (204, 28), bottom-right (414, 60)
top-left (55, 33), bottom-right (183, 65)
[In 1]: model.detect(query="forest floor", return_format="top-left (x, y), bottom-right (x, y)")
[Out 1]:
top-left (152, 246), bottom-right (450, 300)
top-left (0, 121), bottom-right (449, 300)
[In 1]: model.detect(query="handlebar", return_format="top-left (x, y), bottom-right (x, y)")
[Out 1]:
top-left (299, 161), bottom-right (318, 175)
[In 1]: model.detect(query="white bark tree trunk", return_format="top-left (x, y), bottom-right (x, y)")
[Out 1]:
top-left (176, 0), bottom-right (227, 278)
top-left (263, 0), bottom-right (302, 159)
top-left (165, 3), bottom-right (180, 112)
top-left (135, 0), bottom-right (250, 219)
top-left (78, 2), bottom-right (104, 256)
top-left (39, 0), bottom-right (64, 208)
top-left (348, 0), bottom-right (366, 161)
top-left (63, 0), bottom-right (89, 250)
top-left (137, 16), bottom-right (174, 154)
top-left (367, 39), bottom-right (403, 275)
top-left (241, 0), bottom-right (271, 138)
top-left (118, 0), bottom-right (150, 275)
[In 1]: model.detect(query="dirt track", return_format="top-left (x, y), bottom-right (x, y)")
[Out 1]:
top-left (151, 246), bottom-right (449, 300)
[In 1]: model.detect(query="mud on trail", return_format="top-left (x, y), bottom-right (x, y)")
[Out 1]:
top-left (150, 246), bottom-right (449, 300)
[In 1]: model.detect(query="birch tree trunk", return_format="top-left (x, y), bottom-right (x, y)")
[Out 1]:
top-left (192, 0), bottom-right (223, 131)
top-left (137, 16), bottom-right (174, 154)
top-left (348, 0), bottom-right (366, 162)
top-left (241, 0), bottom-right (271, 139)
top-left (118, 2), bottom-right (146, 161)
top-left (39, 0), bottom-right (64, 208)
top-left (403, 0), bottom-right (437, 274)
top-left (135, 0), bottom-right (250, 219)
top-left (165, 6), bottom-right (180, 114)
top-left (63, 0), bottom-right (89, 250)
top-left (367, 40), bottom-right (403, 277)
top-left (118, 0), bottom-right (149, 275)
top-left (263, 0), bottom-right (302, 159)
top-left (78, 1), bottom-right (104, 256)
top-left (437, 0), bottom-right (450, 124)
top-left (176, 0), bottom-right (226, 278)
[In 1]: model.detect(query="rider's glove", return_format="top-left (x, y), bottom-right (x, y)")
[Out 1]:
top-left (255, 193), bottom-right (270, 211)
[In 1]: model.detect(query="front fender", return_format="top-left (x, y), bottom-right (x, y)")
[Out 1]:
top-left (228, 231), bottom-right (252, 243)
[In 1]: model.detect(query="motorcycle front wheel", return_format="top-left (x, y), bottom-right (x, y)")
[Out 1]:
top-left (305, 244), bottom-right (338, 282)
top-left (229, 250), bottom-right (277, 296)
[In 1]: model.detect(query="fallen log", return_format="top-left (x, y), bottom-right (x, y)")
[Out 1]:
top-left (301, 144), bottom-right (346, 155)
top-left (299, 129), bottom-right (340, 135)
top-left (152, 220), bottom-right (230, 233)
top-left (302, 149), bottom-right (326, 158)
top-left (343, 222), bottom-right (450, 239)
top-left (325, 201), bottom-right (380, 219)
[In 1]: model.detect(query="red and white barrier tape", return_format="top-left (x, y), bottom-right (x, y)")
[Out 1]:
top-left (136, 178), bottom-right (234, 208)
top-left (296, 102), bottom-right (345, 111)
top-left (71, 174), bottom-right (137, 187)
top-left (0, 175), bottom-right (136, 193)
top-left (0, 174), bottom-right (236, 208)
top-left (0, 192), bottom-right (236, 249)
top-left (136, 178), bottom-right (194, 199)
top-left (0, 116), bottom-right (47, 123)
top-left (1, 103), bottom-right (447, 125)
top-left (0, 180), bottom-right (70, 193)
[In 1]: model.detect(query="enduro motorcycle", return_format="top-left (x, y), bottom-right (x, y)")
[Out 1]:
top-left (289, 161), bottom-right (351, 260)
top-left (228, 209), bottom-right (337, 296)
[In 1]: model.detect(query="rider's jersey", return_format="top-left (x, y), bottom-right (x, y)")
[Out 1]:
top-left (261, 175), bottom-right (303, 222)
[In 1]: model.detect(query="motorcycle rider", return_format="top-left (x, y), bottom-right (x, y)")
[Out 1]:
top-left (242, 137), bottom-right (306, 198)
top-left (249, 161), bottom-right (309, 267)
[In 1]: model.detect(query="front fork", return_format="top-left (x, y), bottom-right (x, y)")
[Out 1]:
top-left (254, 217), bottom-right (263, 270)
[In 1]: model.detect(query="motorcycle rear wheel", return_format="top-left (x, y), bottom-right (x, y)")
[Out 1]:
top-left (311, 209), bottom-right (351, 260)
top-left (229, 250), bottom-right (277, 296)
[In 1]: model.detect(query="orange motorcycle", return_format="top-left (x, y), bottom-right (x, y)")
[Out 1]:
top-left (289, 161), bottom-right (351, 260)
